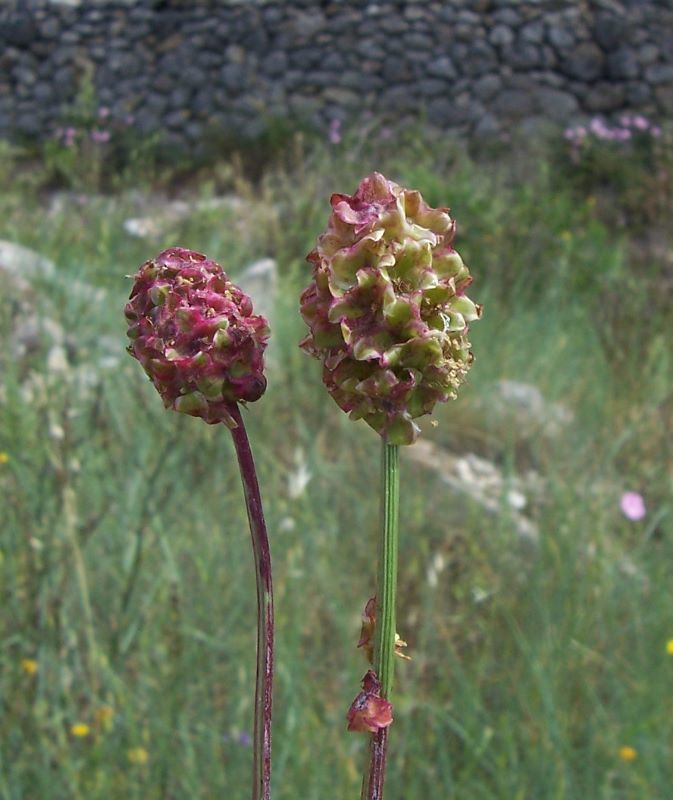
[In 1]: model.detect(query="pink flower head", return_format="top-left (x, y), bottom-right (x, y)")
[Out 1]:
top-left (346, 671), bottom-right (393, 733)
top-left (98, 106), bottom-right (110, 119)
top-left (91, 129), bottom-right (111, 143)
top-left (620, 492), bottom-right (646, 521)
top-left (300, 173), bottom-right (481, 445)
top-left (125, 248), bottom-right (269, 426)
top-left (63, 126), bottom-right (77, 147)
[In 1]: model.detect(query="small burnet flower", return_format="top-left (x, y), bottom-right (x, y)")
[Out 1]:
top-left (618, 745), bottom-right (637, 762)
top-left (620, 491), bottom-right (646, 521)
top-left (125, 248), bottom-right (269, 427)
top-left (346, 670), bottom-right (393, 733)
top-left (300, 173), bottom-right (481, 445)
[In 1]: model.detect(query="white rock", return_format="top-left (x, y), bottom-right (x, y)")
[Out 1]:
top-left (0, 240), bottom-right (56, 280)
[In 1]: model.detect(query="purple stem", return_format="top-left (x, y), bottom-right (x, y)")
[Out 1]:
top-left (228, 403), bottom-right (274, 800)
top-left (364, 728), bottom-right (389, 800)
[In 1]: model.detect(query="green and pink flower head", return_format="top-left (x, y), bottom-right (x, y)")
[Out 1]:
top-left (125, 247), bottom-right (269, 426)
top-left (300, 172), bottom-right (481, 445)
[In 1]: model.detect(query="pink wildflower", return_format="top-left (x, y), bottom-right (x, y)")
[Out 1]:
top-left (91, 129), bottom-right (111, 143)
top-left (63, 126), bottom-right (77, 147)
top-left (620, 492), bottom-right (646, 521)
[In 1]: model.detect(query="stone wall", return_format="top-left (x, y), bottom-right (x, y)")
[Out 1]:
top-left (1, 0), bottom-right (672, 147)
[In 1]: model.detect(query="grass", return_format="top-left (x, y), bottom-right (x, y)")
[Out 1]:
top-left (0, 125), bottom-right (672, 799)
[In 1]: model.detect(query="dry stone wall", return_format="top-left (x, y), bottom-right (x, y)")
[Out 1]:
top-left (1, 0), bottom-right (672, 147)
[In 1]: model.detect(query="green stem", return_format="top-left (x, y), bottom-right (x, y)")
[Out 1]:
top-left (361, 439), bottom-right (399, 800)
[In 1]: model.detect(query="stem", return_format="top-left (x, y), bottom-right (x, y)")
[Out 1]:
top-left (228, 403), bottom-right (274, 800)
top-left (362, 439), bottom-right (400, 800)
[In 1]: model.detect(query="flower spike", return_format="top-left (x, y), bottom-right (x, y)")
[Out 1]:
top-left (300, 173), bottom-right (481, 445)
top-left (125, 247), bottom-right (269, 427)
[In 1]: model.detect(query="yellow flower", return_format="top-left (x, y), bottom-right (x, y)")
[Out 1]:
top-left (666, 639), bottom-right (673, 655)
top-left (618, 745), bottom-right (637, 762)
top-left (70, 723), bottom-right (90, 738)
top-left (127, 747), bottom-right (149, 765)
top-left (94, 705), bottom-right (114, 729)
top-left (0, 452), bottom-right (9, 464)
top-left (21, 658), bottom-right (38, 676)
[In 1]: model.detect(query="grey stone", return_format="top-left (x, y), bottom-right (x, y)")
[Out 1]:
top-left (489, 25), bottom-right (514, 47)
top-left (625, 81), bottom-right (651, 105)
top-left (593, 13), bottom-right (626, 51)
top-left (473, 110), bottom-right (501, 137)
top-left (638, 44), bottom-right (659, 65)
top-left (40, 18), bottom-right (61, 39)
top-left (506, 42), bottom-right (542, 70)
top-left (382, 57), bottom-right (413, 83)
top-left (418, 79), bottom-right (448, 97)
top-left (261, 51), bottom-right (287, 78)
top-left (492, 9), bottom-right (521, 27)
top-left (493, 88), bottom-right (536, 117)
top-left (426, 97), bottom-right (455, 126)
top-left (405, 441), bottom-right (541, 544)
top-left (521, 21), bottom-right (545, 44)
top-left (3, 15), bottom-right (38, 47)
top-left (221, 63), bottom-right (246, 92)
top-left (655, 83), bottom-right (673, 113)
top-left (474, 74), bottom-right (502, 101)
top-left (645, 64), bottom-right (673, 84)
top-left (0, 240), bottom-right (56, 282)
top-left (560, 42), bottom-right (604, 80)
top-left (606, 48), bottom-right (640, 80)
top-left (323, 87), bottom-right (360, 107)
top-left (584, 82), bottom-right (625, 111)
top-left (462, 42), bottom-right (497, 77)
top-left (536, 87), bottom-right (579, 119)
top-left (547, 25), bottom-right (576, 51)
top-left (427, 56), bottom-right (457, 79)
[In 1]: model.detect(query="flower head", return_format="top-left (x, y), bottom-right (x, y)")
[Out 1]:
top-left (0, 452), bottom-right (9, 464)
top-left (618, 745), bottom-right (637, 762)
top-left (620, 491), bottom-right (646, 521)
top-left (300, 173), bottom-right (481, 444)
top-left (70, 723), bottom-right (90, 738)
top-left (346, 670), bottom-right (393, 733)
top-left (21, 658), bottom-right (38, 675)
top-left (125, 248), bottom-right (269, 426)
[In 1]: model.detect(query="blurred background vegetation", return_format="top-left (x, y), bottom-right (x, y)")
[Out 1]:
top-left (1, 113), bottom-right (672, 799)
